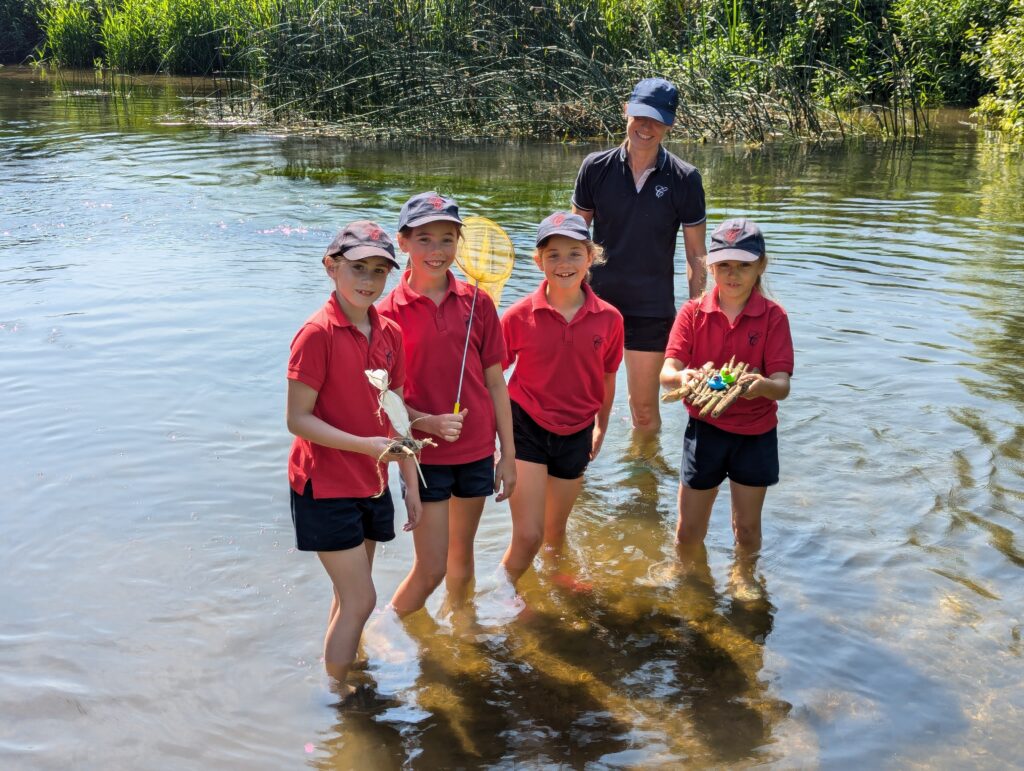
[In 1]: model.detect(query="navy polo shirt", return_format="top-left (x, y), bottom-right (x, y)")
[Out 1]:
top-left (572, 143), bottom-right (706, 318)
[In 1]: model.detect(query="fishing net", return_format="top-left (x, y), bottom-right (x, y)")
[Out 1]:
top-left (454, 216), bottom-right (515, 306)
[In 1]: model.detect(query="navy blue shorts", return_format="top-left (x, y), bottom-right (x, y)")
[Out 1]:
top-left (681, 419), bottom-right (779, 489)
top-left (512, 401), bottom-right (593, 480)
top-left (416, 454), bottom-right (495, 502)
top-left (290, 481), bottom-right (395, 552)
top-left (622, 315), bottom-right (674, 353)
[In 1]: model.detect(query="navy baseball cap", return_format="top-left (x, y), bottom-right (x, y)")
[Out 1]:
top-left (626, 78), bottom-right (678, 126)
top-left (324, 220), bottom-right (400, 269)
top-left (397, 191), bottom-right (463, 230)
top-left (536, 211), bottom-right (590, 245)
top-left (708, 218), bottom-right (765, 264)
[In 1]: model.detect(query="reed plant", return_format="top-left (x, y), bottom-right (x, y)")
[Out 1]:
top-left (20, 0), bottom-right (968, 140)
top-left (40, 0), bottom-right (100, 67)
top-left (100, 0), bottom-right (161, 72)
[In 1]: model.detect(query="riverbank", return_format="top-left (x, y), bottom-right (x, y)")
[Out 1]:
top-left (4, 0), bottom-right (1024, 140)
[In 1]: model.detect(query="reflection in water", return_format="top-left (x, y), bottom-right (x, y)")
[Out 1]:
top-left (320, 543), bottom-right (783, 768)
top-left (2, 70), bottom-right (1023, 769)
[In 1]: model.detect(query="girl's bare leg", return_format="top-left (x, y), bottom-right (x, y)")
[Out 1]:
top-left (729, 480), bottom-right (767, 599)
top-left (676, 483), bottom-right (719, 546)
top-left (541, 474), bottom-right (586, 588)
top-left (541, 474), bottom-right (585, 548)
top-left (446, 495), bottom-right (486, 607)
top-left (329, 539), bottom-right (377, 632)
top-left (317, 545), bottom-right (377, 696)
top-left (501, 460), bottom-right (548, 584)
top-left (729, 480), bottom-right (766, 550)
top-left (390, 501), bottom-right (449, 616)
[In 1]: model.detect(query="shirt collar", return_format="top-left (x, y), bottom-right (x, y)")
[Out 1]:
top-left (326, 291), bottom-right (382, 330)
top-left (698, 286), bottom-right (768, 319)
top-left (530, 281), bottom-right (601, 320)
top-left (618, 142), bottom-right (667, 171)
top-left (394, 269), bottom-right (460, 304)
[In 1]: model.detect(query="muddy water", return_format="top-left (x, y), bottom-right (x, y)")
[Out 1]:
top-left (1, 69), bottom-right (1022, 768)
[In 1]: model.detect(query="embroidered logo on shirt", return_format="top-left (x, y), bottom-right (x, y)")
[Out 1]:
top-left (385, 349), bottom-right (393, 366)
top-left (748, 331), bottom-right (760, 346)
top-left (592, 334), bottom-right (604, 350)
top-left (655, 185), bottom-right (668, 198)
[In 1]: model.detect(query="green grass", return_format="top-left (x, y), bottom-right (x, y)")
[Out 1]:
top-left (19, 0), bottom-right (1020, 139)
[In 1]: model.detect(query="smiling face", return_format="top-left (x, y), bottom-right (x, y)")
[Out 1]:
top-left (324, 254), bottom-right (393, 316)
top-left (623, 107), bottom-right (670, 152)
top-left (534, 235), bottom-right (594, 291)
top-left (708, 257), bottom-right (766, 305)
top-left (397, 221), bottom-right (460, 280)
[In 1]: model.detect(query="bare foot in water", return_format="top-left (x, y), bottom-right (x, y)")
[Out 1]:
top-left (329, 681), bottom-right (357, 706)
top-left (551, 572), bottom-right (593, 594)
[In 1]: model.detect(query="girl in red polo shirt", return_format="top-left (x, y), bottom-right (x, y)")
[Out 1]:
top-left (286, 221), bottom-right (422, 702)
top-left (378, 192), bottom-right (516, 615)
top-left (660, 218), bottom-right (793, 590)
top-left (500, 212), bottom-right (624, 588)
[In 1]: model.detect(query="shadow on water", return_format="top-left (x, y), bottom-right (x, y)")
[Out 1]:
top-left (315, 544), bottom-right (788, 768)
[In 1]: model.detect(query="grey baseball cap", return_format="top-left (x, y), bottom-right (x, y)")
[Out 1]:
top-left (707, 218), bottom-right (765, 264)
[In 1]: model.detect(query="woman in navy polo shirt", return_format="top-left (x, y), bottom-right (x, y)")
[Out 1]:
top-left (572, 77), bottom-right (708, 435)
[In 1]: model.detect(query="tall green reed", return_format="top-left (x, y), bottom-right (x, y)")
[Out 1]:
top-left (41, 0), bottom-right (100, 68)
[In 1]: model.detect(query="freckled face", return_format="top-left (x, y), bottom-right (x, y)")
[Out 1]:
top-left (398, 221), bottom-right (460, 278)
top-left (325, 255), bottom-right (392, 311)
top-left (534, 235), bottom-right (593, 290)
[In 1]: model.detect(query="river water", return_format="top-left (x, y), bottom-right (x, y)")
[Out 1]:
top-left (1, 68), bottom-right (1022, 769)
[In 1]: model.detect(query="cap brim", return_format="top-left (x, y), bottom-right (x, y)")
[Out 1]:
top-left (626, 102), bottom-right (674, 126)
top-left (341, 245), bottom-right (401, 268)
top-left (707, 248), bottom-right (760, 265)
top-left (537, 227), bottom-right (590, 245)
top-left (403, 214), bottom-right (463, 228)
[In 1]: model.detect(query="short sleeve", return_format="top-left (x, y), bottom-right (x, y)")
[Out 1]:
top-left (571, 155), bottom-right (595, 212)
top-left (676, 167), bottom-right (706, 228)
top-left (603, 312), bottom-right (625, 373)
top-left (388, 325), bottom-right (407, 390)
top-left (477, 293), bottom-right (506, 369)
top-left (288, 323), bottom-right (329, 392)
top-left (665, 301), bottom-right (697, 364)
top-left (500, 310), bottom-right (518, 370)
top-left (763, 306), bottom-right (794, 376)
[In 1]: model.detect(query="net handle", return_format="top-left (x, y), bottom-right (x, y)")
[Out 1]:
top-left (453, 280), bottom-right (479, 414)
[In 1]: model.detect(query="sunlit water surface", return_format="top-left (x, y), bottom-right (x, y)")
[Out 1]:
top-left (2, 69), bottom-right (1022, 769)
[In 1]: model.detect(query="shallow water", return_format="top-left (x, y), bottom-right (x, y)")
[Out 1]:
top-left (2, 69), bottom-right (1022, 769)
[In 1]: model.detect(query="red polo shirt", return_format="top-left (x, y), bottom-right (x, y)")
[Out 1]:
top-left (378, 271), bottom-right (505, 464)
top-left (287, 294), bottom-right (406, 499)
top-left (665, 287), bottom-right (793, 436)
top-left (502, 282), bottom-right (624, 435)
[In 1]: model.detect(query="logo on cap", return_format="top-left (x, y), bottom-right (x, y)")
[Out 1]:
top-left (723, 225), bottom-right (744, 245)
top-left (430, 196), bottom-right (445, 210)
top-left (552, 213), bottom-right (566, 225)
top-left (368, 226), bottom-right (384, 241)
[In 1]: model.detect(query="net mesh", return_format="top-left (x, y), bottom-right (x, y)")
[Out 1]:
top-left (455, 216), bottom-right (515, 305)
